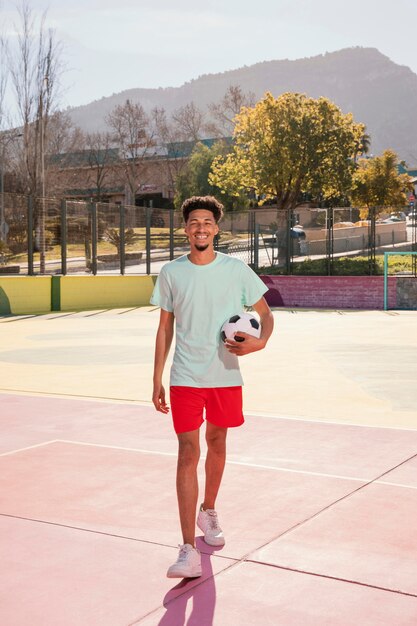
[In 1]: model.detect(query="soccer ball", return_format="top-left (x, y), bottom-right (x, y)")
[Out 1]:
top-left (221, 312), bottom-right (261, 343)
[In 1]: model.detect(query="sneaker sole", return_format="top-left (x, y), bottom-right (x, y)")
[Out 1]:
top-left (197, 521), bottom-right (225, 546)
top-left (201, 536), bottom-right (225, 547)
top-left (166, 569), bottom-right (202, 579)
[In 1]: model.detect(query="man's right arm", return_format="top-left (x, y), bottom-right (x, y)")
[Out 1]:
top-left (152, 308), bottom-right (174, 413)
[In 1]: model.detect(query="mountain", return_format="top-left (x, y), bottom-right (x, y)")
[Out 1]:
top-left (67, 47), bottom-right (417, 162)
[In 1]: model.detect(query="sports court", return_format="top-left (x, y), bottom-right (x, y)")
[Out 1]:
top-left (1, 306), bottom-right (417, 625)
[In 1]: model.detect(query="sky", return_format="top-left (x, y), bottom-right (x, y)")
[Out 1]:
top-left (2, 0), bottom-right (417, 110)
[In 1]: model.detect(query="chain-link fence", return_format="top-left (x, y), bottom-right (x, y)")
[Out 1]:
top-left (0, 195), bottom-right (416, 277)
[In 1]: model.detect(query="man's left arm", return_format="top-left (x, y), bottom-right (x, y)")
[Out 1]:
top-left (225, 297), bottom-right (274, 356)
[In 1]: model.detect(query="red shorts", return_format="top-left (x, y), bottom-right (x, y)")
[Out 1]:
top-left (170, 386), bottom-right (244, 434)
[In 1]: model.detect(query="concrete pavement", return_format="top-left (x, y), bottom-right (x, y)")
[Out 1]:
top-left (1, 307), bottom-right (417, 625)
top-left (0, 307), bottom-right (416, 428)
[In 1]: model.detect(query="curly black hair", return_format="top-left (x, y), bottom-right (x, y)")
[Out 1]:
top-left (181, 196), bottom-right (224, 223)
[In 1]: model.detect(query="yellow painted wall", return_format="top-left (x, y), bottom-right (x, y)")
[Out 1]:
top-left (59, 275), bottom-right (156, 311)
top-left (0, 277), bottom-right (52, 315)
top-left (0, 275), bottom-right (157, 315)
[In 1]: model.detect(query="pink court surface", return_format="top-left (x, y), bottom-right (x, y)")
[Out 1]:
top-left (1, 306), bottom-right (417, 625)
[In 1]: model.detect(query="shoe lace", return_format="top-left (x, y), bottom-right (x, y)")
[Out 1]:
top-left (207, 510), bottom-right (221, 531)
top-left (177, 545), bottom-right (190, 562)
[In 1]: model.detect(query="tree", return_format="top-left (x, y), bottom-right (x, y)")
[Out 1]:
top-left (83, 131), bottom-right (118, 201)
top-left (350, 149), bottom-right (412, 216)
top-left (171, 102), bottom-right (205, 142)
top-left (9, 1), bottom-right (63, 196)
top-left (174, 141), bottom-right (248, 210)
top-left (8, 1), bottom-right (64, 272)
top-left (206, 85), bottom-right (256, 138)
top-left (353, 131), bottom-right (371, 163)
top-left (0, 34), bottom-right (8, 133)
top-left (46, 110), bottom-right (84, 158)
top-left (359, 132), bottom-right (371, 156)
top-left (153, 106), bottom-right (189, 201)
top-left (19, 111), bottom-right (84, 197)
top-left (106, 99), bottom-right (156, 204)
top-left (210, 92), bottom-right (365, 211)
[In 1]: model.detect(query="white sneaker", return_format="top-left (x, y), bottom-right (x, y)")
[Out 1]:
top-left (166, 544), bottom-right (202, 578)
top-left (197, 506), bottom-right (225, 546)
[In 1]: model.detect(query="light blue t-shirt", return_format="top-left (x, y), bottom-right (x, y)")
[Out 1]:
top-left (150, 253), bottom-right (268, 387)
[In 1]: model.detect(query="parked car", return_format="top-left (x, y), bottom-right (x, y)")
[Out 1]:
top-left (290, 225), bottom-right (306, 239)
top-left (390, 211), bottom-right (406, 221)
top-left (381, 216), bottom-right (402, 224)
top-left (406, 212), bottom-right (417, 225)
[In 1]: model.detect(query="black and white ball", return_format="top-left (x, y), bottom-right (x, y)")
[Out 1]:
top-left (221, 312), bottom-right (261, 343)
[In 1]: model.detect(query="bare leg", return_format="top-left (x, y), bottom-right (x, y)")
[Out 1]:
top-left (202, 422), bottom-right (227, 510)
top-left (176, 429), bottom-right (200, 546)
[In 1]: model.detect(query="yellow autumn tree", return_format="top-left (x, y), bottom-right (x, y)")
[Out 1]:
top-left (351, 150), bottom-right (412, 217)
top-left (209, 92), bottom-right (365, 210)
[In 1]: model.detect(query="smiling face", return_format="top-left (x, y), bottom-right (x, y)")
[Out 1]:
top-left (184, 209), bottom-right (219, 252)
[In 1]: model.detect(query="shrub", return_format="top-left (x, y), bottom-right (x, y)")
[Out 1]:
top-left (104, 228), bottom-right (139, 254)
top-left (258, 256), bottom-right (382, 276)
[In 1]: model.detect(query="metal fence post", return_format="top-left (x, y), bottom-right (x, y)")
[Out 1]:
top-left (91, 202), bottom-right (97, 275)
top-left (326, 208), bottom-right (334, 276)
top-left (248, 210), bottom-right (255, 267)
top-left (254, 220), bottom-right (259, 271)
top-left (146, 205), bottom-right (152, 275)
top-left (27, 195), bottom-right (34, 275)
top-left (61, 198), bottom-right (67, 275)
top-left (120, 204), bottom-right (125, 275)
top-left (285, 209), bottom-right (291, 274)
top-left (169, 208), bottom-right (174, 261)
top-left (368, 206), bottom-right (376, 275)
top-left (383, 252), bottom-right (388, 311)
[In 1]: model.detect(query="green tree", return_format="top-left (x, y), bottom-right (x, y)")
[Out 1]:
top-left (210, 92), bottom-right (365, 210)
top-left (351, 149), bottom-right (412, 216)
top-left (358, 132), bottom-right (371, 158)
top-left (174, 141), bottom-right (248, 210)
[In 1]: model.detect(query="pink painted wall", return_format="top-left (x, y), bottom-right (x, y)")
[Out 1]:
top-left (260, 276), bottom-right (397, 309)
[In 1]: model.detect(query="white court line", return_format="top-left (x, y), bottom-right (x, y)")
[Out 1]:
top-left (2, 438), bottom-right (416, 492)
top-left (0, 390), bottom-right (416, 432)
top-left (245, 410), bottom-right (417, 432)
top-left (0, 440), bottom-right (60, 457)
top-left (1, 388), bottom-right (417, 434)
top-left (52, 439), bottom-right (179, 457)
top-left (376, 480), bottom-right (417, 490)
top-left (0, 389), bottom-right (153, 406)
top-left (50, 439), bottom-right (417, 490)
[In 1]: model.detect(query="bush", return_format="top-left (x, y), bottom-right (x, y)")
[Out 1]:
top-left (5, 214), bottom-right (27, 254)
top-left (258, 256), bottom-right (382, 276)
top-left (0, 240), bottom-right (11, 262)
top-left (104, 228), bottom-right (139, 253)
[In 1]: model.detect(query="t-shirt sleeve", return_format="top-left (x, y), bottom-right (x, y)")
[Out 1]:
top-left (240, 262), bottom-right (269, 306)
top-left (150, 269), bottom-right (174, 312)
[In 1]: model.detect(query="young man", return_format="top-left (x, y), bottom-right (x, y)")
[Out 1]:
top-left (151, 195), bottom-right (274, 578)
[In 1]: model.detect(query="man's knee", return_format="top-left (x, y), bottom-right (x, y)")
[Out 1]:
top-left (178, 435), bottom-right (200, 468)
top-left (206, 425), bottom-right (227, 453)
